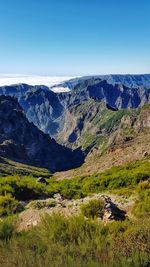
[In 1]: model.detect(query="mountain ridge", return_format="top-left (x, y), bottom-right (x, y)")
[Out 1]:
top-left (0, 75), bottom-right (150, 157)
top-left (0, 74), bottom-right (149, 152)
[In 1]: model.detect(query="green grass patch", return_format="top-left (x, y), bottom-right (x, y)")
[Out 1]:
top-left (0, 159), bottom-right (150, 217)
top-left (0, 214), bottom-right (150, 267)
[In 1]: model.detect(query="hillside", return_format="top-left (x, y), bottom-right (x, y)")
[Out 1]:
top-left (0, 156), bottom-right (150, 266)
top-left (55, 103), bottom-right (150, 179)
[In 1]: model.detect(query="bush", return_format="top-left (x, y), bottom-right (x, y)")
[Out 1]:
top-left (0, 216), bottom-right (15, 240)
top-left (132, 181), bottom-right (150, 217)
top-left (0, 175), bottom-right (48, 201)
top-left (28, 199), bottom-right (56, 210)
top-left (0, 195), bottom-right (21, 216)
top-left (0, 214), bottom-right (150, 267)
top-left (81, 199), bottom-right (105, 219)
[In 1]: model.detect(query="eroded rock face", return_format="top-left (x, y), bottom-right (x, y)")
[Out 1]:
top-left (135, 109), bottom-right (150, 129)
top-left (0, 84), bottom-right (65, 137)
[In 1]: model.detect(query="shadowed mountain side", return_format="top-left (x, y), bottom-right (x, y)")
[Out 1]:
top-left (0, 96), bottom-right (84, 172)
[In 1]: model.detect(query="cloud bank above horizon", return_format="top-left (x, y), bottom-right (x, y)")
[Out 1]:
top-left (0, 74), bottom-right (75, 92)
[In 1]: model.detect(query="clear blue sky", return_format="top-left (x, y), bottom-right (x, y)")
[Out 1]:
top-left (0, 0), bottom-right (150, 75)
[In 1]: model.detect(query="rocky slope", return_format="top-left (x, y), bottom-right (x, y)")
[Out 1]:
top-left (54, 103), bottom-right (150, 179)
top-left (56, 98), bottom-right (150, 150)
top-left (17, 192), bottom-right (129, 231)
top-left (0, 96), bottom-right (84, 172)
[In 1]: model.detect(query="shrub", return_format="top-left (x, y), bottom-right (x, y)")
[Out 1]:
top-left (0, 195), bottom-right (21, 216)
top-left (81, 199), bottom-right (105, 219)
top-left (0, 216), bottom-right (15, 240)
top-left (0, 215), bottom-right (150, 267)
top-left (28, 199), bottom-right (56, 210)
top-left (132, 181), bottom-right (150, 217)
top-left (46, 199), bottom-right (56, 208)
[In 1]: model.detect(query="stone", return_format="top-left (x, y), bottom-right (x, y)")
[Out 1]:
top-left (143, 151), bottom-right (148, 157)
top-left (36, 177), bottom-right (47, 184)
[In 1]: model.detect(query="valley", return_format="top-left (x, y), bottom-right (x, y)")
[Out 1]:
top-left (0, 75), bottom-right (150, 267)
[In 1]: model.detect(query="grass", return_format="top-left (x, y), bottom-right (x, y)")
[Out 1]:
top-left (132, 180), bottom-right (150, 217)
top-left (0, 157), bottom-right (51, 178)
top-left (0, 158), bottom-right (149, 216)
top-left (0, 214), bottom-right (150, 267)
top-left (0, 157), bottom-right (150, 266)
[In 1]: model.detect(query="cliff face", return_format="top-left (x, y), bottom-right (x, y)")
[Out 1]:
top-left (0, 96), bottom-right (84, 172)
top-left (0, 84), bottom-right (64, 136)
top-left (58, 77), bottom-right (150, 109)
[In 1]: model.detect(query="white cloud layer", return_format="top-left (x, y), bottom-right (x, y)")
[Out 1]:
top-left (0, 74), bottom-right (74, 92)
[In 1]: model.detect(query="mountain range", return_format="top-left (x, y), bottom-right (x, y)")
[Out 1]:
top-left (0, 74), bottom-right (150, 171)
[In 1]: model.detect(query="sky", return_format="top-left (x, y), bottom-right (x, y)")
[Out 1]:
top-left (0, 0), bottom-right (150, 76)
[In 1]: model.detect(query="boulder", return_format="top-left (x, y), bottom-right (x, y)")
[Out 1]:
top-left (36, 177), bottom-right (47, 184)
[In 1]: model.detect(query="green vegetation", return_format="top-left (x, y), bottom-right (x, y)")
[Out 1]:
top-left (0, 214), bottom-right (150, 267)
top-left (0, 158), bottom-right (149, 217)
top-left (0, 157), bottom-right (51, 178)
top-left (99, 108), bottom-right (131, 132)
top-left (81, 199), bottom-right (105, 219)
top-left (132, 180), bottom-right (150, 217)
top-left (80, 132), bottom-right (107, 150)
top-left (0, 175), bottom-right (47, 201)
top-left (0, 160), bottom-right (149, 200)
top-left (0, 195), bottom-right (21, 217)
top-left (27, 199), bottom-right (56, 210)
top-left (0, 157), bottom-right (150, 266)
top-left (68, 99), bottom-right (136, 150)
top-left (0, 216), bottom-right (16, 240)
top-left (47, 159), bottom-right (150, 199)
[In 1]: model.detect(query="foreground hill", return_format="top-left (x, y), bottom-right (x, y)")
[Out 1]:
top-left (0, 156), bottom-right (150, 266)
top-left (0, 96), bottom-right (84, 172)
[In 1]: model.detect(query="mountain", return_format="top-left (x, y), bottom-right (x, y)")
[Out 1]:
top-left (54, 102), bottom-right (150, 179)
top-left (58, 76), bottom-right (150, 109)
top-left (56, 74), bottom-right (150, 90)
top-left (0, 84), bottom-right (64, 136)
top-left (0, 95), bottom-right (84, 172)
top-left (56, 97), bottom-right (150, 150)
top-left (0, 74), bottom-right (149, 149)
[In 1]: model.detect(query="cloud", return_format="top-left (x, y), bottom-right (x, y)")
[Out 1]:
top-left (0, 74), bottom-right (74, 92)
